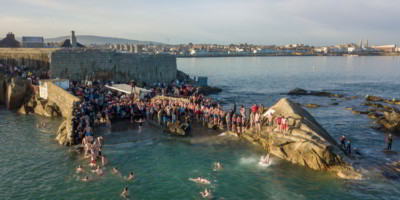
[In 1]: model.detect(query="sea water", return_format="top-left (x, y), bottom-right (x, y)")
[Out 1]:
top-left (1, 56), bottom-right (400, 199)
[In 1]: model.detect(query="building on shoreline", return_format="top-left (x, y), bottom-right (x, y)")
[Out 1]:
top-left (22, 37), bottom-right (44, 48)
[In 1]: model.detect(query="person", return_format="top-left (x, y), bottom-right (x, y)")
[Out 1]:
top-left (340, 135), bottom-right (346, 149)
top-left (136, 118), bottom-right (145, 129)
top-left (76, 165), bottom-right (84, 173)
top-left (387, 134), bottom-right (393, 151)
top-left (260, 154), bottom-right (271, 165)
top-left (200, 189), bottom-right (212, 198)
top-left (121, 187), bottom-right (129, 198)
top-left (112, 167), bottom-right (120, 175)
top-left (255, 112), bottom-right (261, 132)
top-left (126, 172), bottom-right (135, 180)
top-left (189, 177), bottom-right (211, 184)
top-left (226, 112), bottom-right (231, 131)
top-left (280, 117), bottom-right (286, 134)
top-left (101, 155), bottom-right (108, 166)
top-left (213, 162), bottom-right (223, 171)
top-left (236, 115), bottom-right (242, 133)
top-left (347, 140), bottom-right (352, 155)
top-left (92, 165), bottom-right (104, 176)
top-left (105, 116), bottom-right (112, 133)
top-left (82, 176), bottom-right (90, 182)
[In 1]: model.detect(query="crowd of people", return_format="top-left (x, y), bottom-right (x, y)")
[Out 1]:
top-left (0, 65), bottom-right (50, 85)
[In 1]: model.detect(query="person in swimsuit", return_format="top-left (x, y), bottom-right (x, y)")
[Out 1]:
top-left (232, 114), bottom-right (237, 133)
top-left (200, 189), bottom-right (212, 198)
top-left (101, 155), bottom-right (108, 166)
top-left (255, 112), bottom-right (261, 132)
top-left (121, 187), bottom-right (129, 198)
top-left (236, 115), bottom-right (242, 133)
top-left (126, 172), bottom-right (135, 180)
top-left (76, 165), bottom-right (84, 173)
top-left (92, 165), bottom-right (104, 176)
top-left (112, 167), bottom-right (120, 175)
top-left (82, 176), bottom-right (90, 182)
top-left (213, 162), bottom-right (223, 171)
top-left (136, 118), bottom-right (145, 129)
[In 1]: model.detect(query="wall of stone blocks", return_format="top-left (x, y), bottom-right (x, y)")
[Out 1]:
top-left (50, 49), bottom-right (177, 84)
top-left (0, 48), bottom-right (58, 68)
top-left (43, 81), bottom-right (80, 118)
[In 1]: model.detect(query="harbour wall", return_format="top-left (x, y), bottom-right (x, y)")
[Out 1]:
top-left (50, 49), bottom-right (177, 84)
top-left (0, 48), bottom-right (58, 69)
top-left (40, 80), bottom-right (80, 118)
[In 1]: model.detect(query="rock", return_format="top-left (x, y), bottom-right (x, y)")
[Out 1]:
top-left (304, 103), bottom-right (321, 108)
top-left (344, 96), bottom-right (358, 100)
top-left (368, 112), bottom-right (383, 119)
top-left (330, 102), bottom-right (339, 106)
top-left (363, 102), bottom-right (384, 108)
top-left (56, 118), bottom-right (75, 146)
top-left (352, 110), bottom-right (368, 115)
top-left (239, 98), bottom-right (356, 178)
top-left (198, 86), bottom-right (222, 96)
top-left (337, 170), bottom-right (363, 180)
top-left (287, 88), bottom-right (344, 98)
top-left (365, 95), bottom-right (383, 102)
top-left (377, 111), bottom-right (400, 133)
top-left (164, 123), bottom-right (190, 136)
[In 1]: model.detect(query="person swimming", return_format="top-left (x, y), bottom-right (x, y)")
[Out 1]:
top-left (101, 155), bottom-right (108, 166)
top-left (200, 189), bottom-right (213, 198)
top-left (136, 118), bottom-right (145, 129)
top-left (76, 165), bottom-right (84, 173)
top-left (82, 176), bottom-right (90, 182)
top-left (189, 177), bottom-right (211, 184)
top-left (92, 165), bottom-right (104, 176)
top-left (121, 187), bottom-right (129, 198)
top-left (213, 162), bottom-right (223, 171)
top-left (125, 172), bottom-right (135, 181)
top-left (259, 154), bottom-right (271, 166)
top-left (112, 167), bottom-right (120, 175)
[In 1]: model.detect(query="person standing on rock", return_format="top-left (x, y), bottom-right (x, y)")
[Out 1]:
top-left (347, 140), bottom-right (352, 155)
top-left (340, 136), bottom-right (346, 150)
top-left (387, 134), bottom-right (393, 151)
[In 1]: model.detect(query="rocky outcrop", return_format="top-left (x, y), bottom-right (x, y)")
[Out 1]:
top-left (18, 96), bottom-right (62, 117)
top-left (56, 117), bottom-right (75, 146)
top-left (165, 122), bottom-right (190, 136)
top-left (5, 77), bottom-right (32, 110)
top-left (377, 111), bottom-right (400, 133)
top-left (198, 86), bottom-right (222, 95)
top-left (234, 98), bottom-right (358, 178)
top-left (287, 88), bottom-right (344, 98)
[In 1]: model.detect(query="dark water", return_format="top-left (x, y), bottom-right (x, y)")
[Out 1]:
top-left (1, 56), bottom-right (400, 199)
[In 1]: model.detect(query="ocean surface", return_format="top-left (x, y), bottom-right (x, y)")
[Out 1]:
top-left (1, 56), bottom-right (400, 200)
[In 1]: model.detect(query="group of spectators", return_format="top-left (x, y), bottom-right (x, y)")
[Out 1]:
top-left (0, 64), bottom-right (50, 85)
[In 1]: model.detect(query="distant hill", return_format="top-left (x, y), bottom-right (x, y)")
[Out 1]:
top-left (44, 35), bottom-right (163, 45)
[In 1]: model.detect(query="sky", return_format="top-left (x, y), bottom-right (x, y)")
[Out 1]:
top-left (0, 0), bottom-right (399, 46)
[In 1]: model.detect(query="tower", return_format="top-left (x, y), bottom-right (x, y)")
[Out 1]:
top-left (365, 38), bottom-right (368, 48)
top-left (71, 31), bottom-right (77, 48)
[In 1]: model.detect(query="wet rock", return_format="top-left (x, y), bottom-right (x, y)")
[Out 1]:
top-left (352, 110), bottom-right (368, 115)
top-left (164, 123), bottom-right (190, 136)
top-left (304, 103), bottom-right (321, 108)
top-left (337, 170), bottom-right (363, 180)
top-left (344, 96), bottom-right (358, 100)
top-left (365, 95), bottom-right (384, 102)
top-left (368, 112), bottom-right (383, 119)
top-left (363, 102), bottom-right (384, 108)
top-left (377, 111), bottom-right (400, 133)
top-left (287, 88), bottom-right (344, 98)
top-left (198, 86), bottom-right (222, 96)
top-left (56, 118), bottom-right (74, 146)
top-left (330, 102), bottom-right (339, 106)
top-left (384, 99), bottom-right (400, 105)
top-left (239, 98), bottom-right (357, 178)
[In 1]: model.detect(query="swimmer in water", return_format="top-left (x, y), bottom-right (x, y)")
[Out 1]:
top-left (121, 187), bottom-right (129, 198)
top-left (76, 165), bottom-right (84, 173)
top-left (125, 172), bottom-right (135, 181)
top-left (189, 177), bottom-right (211, 184)
top-left (92, 165), bottom-right (104, 175)
top-left (260, 154), bottom-right (271, 165)
top-left (200, 189), bottom-right (212, 198)
top-left (82, 176), bottom-right (90, 182)
top-left (101, 155), bottom-right (108, 166)
top-left (112, 167), bottom-right (120, 175)
top-left (136, 118), bottom-right (145, 129)
top-left (213, 162), bottom-right (223, 171)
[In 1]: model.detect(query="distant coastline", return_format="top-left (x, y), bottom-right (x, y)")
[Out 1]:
top-left (176, 53), bottom-right (400, 58)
